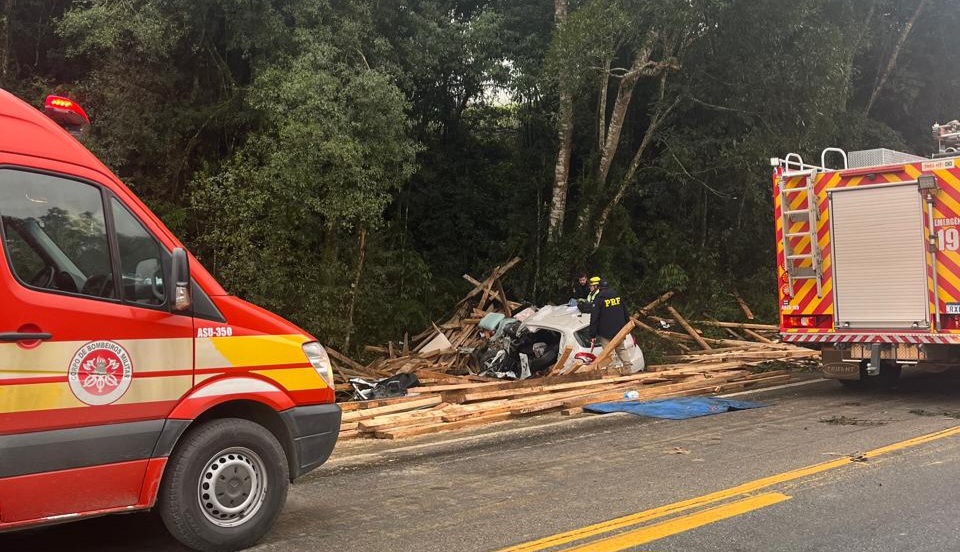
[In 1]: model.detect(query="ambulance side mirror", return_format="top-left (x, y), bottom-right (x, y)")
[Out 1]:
top-left (171, 247), bottom-right (192, 312)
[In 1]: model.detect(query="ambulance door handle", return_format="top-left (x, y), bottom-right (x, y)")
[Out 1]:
top-left (0, 332), bottom-right (53, 342)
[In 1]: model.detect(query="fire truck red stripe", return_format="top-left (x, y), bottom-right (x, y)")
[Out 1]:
top-left (937, 177), bottom-right (960, 208)
top-left (934, 197), bottom-right (960, 220)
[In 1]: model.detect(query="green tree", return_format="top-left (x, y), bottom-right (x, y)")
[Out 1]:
top-left (190, 36), bottom-right (420, 348)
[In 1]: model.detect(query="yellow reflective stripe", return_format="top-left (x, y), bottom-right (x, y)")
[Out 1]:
top-left (196, 334), bottom-right (310, 369)
top-left (251, 367), bottom-right (324, 392)
top-left (0, 376), bottom-right (193, 414)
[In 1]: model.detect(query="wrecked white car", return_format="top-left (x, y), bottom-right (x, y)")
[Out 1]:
top-left (475, 305), bottom-right (645, 379)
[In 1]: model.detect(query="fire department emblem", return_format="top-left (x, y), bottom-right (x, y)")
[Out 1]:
top-left (68, 341), bottom-right (133, 405)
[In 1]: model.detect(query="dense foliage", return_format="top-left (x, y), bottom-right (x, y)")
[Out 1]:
top-left (3, 0), bottom-right (958, 352)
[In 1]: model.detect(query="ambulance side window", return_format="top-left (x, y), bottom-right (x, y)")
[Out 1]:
top-left (0, 169), bottom-right (114, 299)
top-left (3, 227), bottom-right (44, 279)
top-left (110, 198), bottom-right (165, 307)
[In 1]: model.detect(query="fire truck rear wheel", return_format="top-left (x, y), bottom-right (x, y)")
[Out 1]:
top-left (838, 360), bottom-right (901, 388)
top-left (158, 418), bottom-right (289, 552)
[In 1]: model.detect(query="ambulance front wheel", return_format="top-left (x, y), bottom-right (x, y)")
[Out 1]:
top-left (158, 418), bottom-right (290, 552)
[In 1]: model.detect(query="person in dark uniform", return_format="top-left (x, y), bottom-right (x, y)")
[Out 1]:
top-left (572, 274), bottom-right (590, 301)
top-left (589, 280), bottom-right (635, 373)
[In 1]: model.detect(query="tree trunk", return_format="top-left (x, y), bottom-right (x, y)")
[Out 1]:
top-left (865, 0), bottom-right (929, 116)
top-left (343, 226), bottom-right (367, 352)
top-left (547, 0), bottom-right (572, 242)
top-left (597, 58), bottom-right (610, 155)
top-left (591, 91), bottom-right (679, 251)
top-left (596, 31), bottom-right (657, 186)
top-left (0, 0), bottom-right (13, 86)
top-left (323, 221), bottom-right (338, 265)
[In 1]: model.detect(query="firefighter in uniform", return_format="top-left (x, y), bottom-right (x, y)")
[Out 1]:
top-left (589, 280), bottom-right (634, 374)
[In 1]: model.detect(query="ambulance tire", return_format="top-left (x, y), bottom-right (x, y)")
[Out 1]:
top-left (158, 418), bottom-right (289, 552)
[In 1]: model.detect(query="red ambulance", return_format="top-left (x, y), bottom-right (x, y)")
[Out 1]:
top-left (0, 89), bottom-right (340, 551)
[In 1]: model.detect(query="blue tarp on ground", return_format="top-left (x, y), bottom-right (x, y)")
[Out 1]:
top-left (583, 397), bottom-right (767, 420)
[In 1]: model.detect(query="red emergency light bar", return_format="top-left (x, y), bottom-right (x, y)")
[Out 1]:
top-left (43, 95), bottom-right (90, 137)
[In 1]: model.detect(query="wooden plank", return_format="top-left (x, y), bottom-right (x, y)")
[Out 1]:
top-left (507, 382), bottom-right (647, 416)
top-left (666, 307), bottom-right (711, 351)
top-left (734, 292), bottom-right (755, 320)
top-left (644, 360), bottom-right (745, 372)
top-left (560, 372), bottom-right (751, 409)
top-left (461, 373), bottom-right (659, 402)
top-left (357, 408), bottom-right (451, 432)
top-left (545, 345), bottom-right (574, 376)
top-left (743, 328), bottom-right (775, 344)
top-left (691, 320), bottom-right (778, 331)
top-left (444, 382), bottom-right (645, 422)
top-left (634, 318), bottom-right (681, 343)
top-left (341, 396), bottom-right (442, 423)
top-left (406, 381), bottom-right (502, 393)
top-left (459, 257), bottom-right (522, 305)
top-left (326, 347), bottom-right (368, 373)
top-left (637, 290), bottom-right (675, 316)
top-left (658, 331), bottom-right (794, 350)
top-left (374, 411), bottom-right (514, 439)
top-left (700, 314), bottom-right (745, 340)
top-left (494, 278), bottom-right (513, 317)
top-left (375, 372), bottom-right (792, 439)
top-left (337, 395), bottom-right (433, 411)
top-left (591, 319), bottom-right (638, 370)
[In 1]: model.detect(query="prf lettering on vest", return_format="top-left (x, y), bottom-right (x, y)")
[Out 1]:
top-left (604, 297), bottom-right (621, 307)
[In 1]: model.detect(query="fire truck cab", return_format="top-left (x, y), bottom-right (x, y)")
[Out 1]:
top-left (773, 123), bottom-right (960, 386)
top-left (0, 89), bottom-right (340, 551)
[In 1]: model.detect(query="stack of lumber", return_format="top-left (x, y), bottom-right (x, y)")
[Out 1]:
top-left (331, 266), bottom-right (820, 440)
top-left (328, 257), bottom-right (524, 388)
top-left (337, 362), bottom-right (793, 440)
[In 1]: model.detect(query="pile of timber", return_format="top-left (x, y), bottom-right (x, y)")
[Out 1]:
top-left (327, 257), bottom-right (524, 387)
top-left (331, 265), bottom-right (820, 440)
top-left (338, 362), bottom-right (793, 440)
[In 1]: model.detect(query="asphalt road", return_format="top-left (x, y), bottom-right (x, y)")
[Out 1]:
top-left (7, 369), bottom-right (960, 552)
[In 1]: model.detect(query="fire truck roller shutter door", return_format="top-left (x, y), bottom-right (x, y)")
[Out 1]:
top-left (830, 183), bottom-right (929, 329)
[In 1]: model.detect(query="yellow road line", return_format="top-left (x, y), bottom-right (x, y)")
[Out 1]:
top-left (498, 424), bottom-right (960, 552)
top-left (559, 493), bottom-right (791, 552)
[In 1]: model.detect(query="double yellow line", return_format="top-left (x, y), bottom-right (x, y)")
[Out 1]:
top-left (499, 424), bottom-right (960, 552)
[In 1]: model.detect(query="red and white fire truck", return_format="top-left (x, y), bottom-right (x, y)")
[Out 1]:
top-left (0, 89), bottom-right (340, 551)
top-left (774, 122), bottom-right (960, 385)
